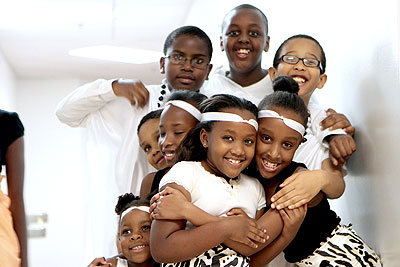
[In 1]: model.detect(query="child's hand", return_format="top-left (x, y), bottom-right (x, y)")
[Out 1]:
top-left (278, 205), bottom-right (307, 240)
top-left (328, 134), bottom-right (356, 166)
top-left (87, 257), bottom-right (112, 267)
top-left (270, 171), bottom-right (322, 210)
top-left (226, 208), bottom-right (248, 217)
top-left (150, 186), bottom-right (189, 220)
top-left (224, 215), bottom-right (268, 248)
top-left (112, 79), bottom-right (149, 107)
top-left (320, 108), bottom-right (355, 136)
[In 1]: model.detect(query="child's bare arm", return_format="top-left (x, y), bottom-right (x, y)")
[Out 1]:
top-left (270, 166), bottom-right (344, 209)
top-left (6, 137), bottom-right (28, 267)
top-left (139, 172), bottom-right (156, 199)
top-left (150, 184), bottom-right (268, 263)
top-left (250, 205), bottom-right (307, 266)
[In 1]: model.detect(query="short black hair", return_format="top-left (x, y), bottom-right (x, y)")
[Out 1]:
top-left (176, 94), bottom-right (258, 162)
top-left (222, 4), bottom-right (268, 34)
top-left (163, 26), bottom-right (213, 61)
top-left (273, 34), bottom-right (326, 74)
top-left (115, 193), bottom-right (150, 216)
top-left (137, 109), bottom-right (162, 134)
top-left (258, 76), bottom-right (309, 127)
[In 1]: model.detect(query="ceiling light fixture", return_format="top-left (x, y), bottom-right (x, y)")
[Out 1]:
top-left (69, 45), bottom-right (164, 64)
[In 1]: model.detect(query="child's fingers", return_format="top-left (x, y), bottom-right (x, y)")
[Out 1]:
top-left (271, 185), bottom-right (295, 203)
top-left (279, 173), bottom-right (298, 187)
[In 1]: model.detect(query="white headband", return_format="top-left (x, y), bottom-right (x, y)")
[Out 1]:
top-left (258, 110), bottom-right (305, 136)
top-left (120, 206), bottom-right (150, 220)
top-left (201, 112), bottom-right (258, 131)
top-left (165, 100), bottom-right (202, 121)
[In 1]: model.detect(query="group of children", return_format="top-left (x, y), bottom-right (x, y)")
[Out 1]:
top-left (55, 4), bottom-right (382, 267)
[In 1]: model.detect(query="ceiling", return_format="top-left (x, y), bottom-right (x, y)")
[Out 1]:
top-left (0, 0), bottom-right (239, 82)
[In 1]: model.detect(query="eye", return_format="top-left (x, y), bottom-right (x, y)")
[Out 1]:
top-left (174, 131), bottom-right (185, 135)
top-left (172, 54), bottom-right (184, 61)
top-left (121, 229), bottom-right (131, 236)
top-left (193, 58), bottom-right (205, 65)
top-left (142, 224), bottom-right (151, 231)
top-left (260, 134), bottom-right (271, 143)
top-left (249, 31), bottom-right (259, 37)
top-left (222, 136), bottom-right (233, 142)
top-left (227, 30), bottom-right (239, 36)
top-left (283, 142), bottom-right (294, 149)
top-left (244, 139), bottom-right (255, 145)
top-left (144, 145), bottom-right (151, 153)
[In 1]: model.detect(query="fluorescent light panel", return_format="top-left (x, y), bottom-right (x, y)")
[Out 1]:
top-left (69, 45), bottom-right (164, 64)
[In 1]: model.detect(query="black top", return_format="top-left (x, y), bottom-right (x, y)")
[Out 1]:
top-left (0, 109), bottom-right (24, 173)
top-left (264, 161), bottom-right (341, 263)
top-left (145, 167), bottom-right (171, 200)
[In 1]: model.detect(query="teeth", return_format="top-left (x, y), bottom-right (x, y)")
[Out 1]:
top-left (238, 49), bottom-right (250, 54)
top-left (262, 159), bottom-right (278, 169)
top-left (228, 159), bottom-right (241, 164)
top-left (292, 76), bottom-right (306, 83)
top-left (164, 152), bottom-right (174, 157)
top-left (131, 245), bottom-right (146, 250)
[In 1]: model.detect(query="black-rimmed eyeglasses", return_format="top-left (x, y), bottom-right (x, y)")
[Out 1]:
top-left (165, 54), bottom-right (209, 70)
top-left (280, 55), bottom-right (324, 72)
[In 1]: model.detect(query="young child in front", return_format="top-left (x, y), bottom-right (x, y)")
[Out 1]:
top-left (150, 94), bottom-right (303, 267)
top-left (55, 26), bottom-right (213, 257)
top-left (250, 76), bottom-right (382, 266)
top-left (88, 193), bottom-right (157, 267)
top-left (139, 90), bottom-right (207, 199)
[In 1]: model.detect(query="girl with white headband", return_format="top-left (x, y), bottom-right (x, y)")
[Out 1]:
top-left (250, 76), bottom-right (381, 266)
top-left (88, 193), bottom-right (157, 267)
top-left (150, 94), bottom-right (291, 267)
top-left (139, 90), bottom-right (207, 200)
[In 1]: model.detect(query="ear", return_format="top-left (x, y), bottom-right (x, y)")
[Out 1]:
top-left (205, 64), bottom-right (213, 80)
top-left (317, 73), bottom-right (327, 89)
top-left (199, 128), bottom-right (208, 148)
top-left (268, 67), bottom-right (277, 81)
top-left (264, 36), bottom-right (270, 52)
top-left (159, 57), bottom-right (166, 74)
top-left (220, 36), bottom-right (224, 52)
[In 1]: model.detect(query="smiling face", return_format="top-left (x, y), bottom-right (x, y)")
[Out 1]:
top-left (269, 38), bottom-right (327, 105)
top-left (138, 118), bottom-right (166, 170)
top-left (119, 209), bottom-right (152, 264)
top-left (200, 107), bottom-right (257, 179)
top-left (159, 105), bottom-right (199, 165)
top-left (160, 35), bottom-right (212, 92)
top-left (256, 106), bottom-right (304, 179)
top-left (221, 8), bottom-right (269, 77)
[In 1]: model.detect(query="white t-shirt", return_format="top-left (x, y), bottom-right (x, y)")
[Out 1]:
top-left (203, 65), bottom-right (274, 105)
top-left (159, 161), bottom-right (266, 219)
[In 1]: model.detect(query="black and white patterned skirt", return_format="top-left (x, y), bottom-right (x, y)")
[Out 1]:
top-left (297, 224), bottom-right (383, 266)
top-left (162, 244), bottom-right (249, 267)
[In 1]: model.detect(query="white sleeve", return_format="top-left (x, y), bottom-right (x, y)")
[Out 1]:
top-left (55, 79), bottom-right (119, 127)
top-left (308, 103), bottom-right (347, 148)
top-left (158, 162), bottom-right (195, 193)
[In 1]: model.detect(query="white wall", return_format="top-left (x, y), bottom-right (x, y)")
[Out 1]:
top-left (5, 0), bottom-right (400, 266)
top-left (0, 48), bottom-right (16, 109)
top-left (15, 79), bottom-right (88, 266)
